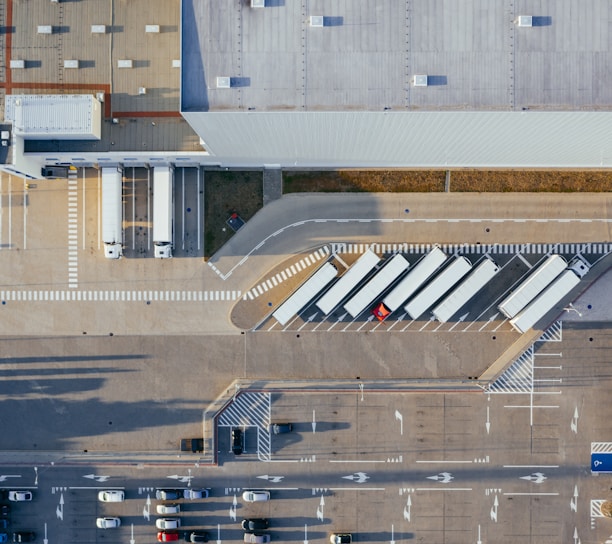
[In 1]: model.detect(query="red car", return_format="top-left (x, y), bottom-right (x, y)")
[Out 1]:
top-left (372, 302), bottom-right (391, 322)
top-left (158, 532), bottom-right (180, 542)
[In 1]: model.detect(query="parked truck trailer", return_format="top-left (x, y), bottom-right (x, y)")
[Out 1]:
top-left (273, 261), bottom-right (338, 326)
top-left (509, 268), bottom-right (582, 333)
top-left (375, 247), bottom-right (447, 319)
top-left (432, 257), bottom-right (499, 323)
top-left (153, 166), bottom-right (174, 258)
top-left (498, 254), bottom-right (567, 318)
top-left (343, 253), bottom-right (409, 318)
top-left (404, 256), bottom-right (472, 320)
top-left (315, 249), bottom-right (380, 315)
top-left (101, 167), bottom-right (123, 259)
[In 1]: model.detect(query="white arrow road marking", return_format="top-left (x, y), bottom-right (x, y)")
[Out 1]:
top-left (0, 475), bottom-right (21, 482)
top-left (167, 474), bottom-right (191, 483)
top-left (257, 475), bottom-right (284, 483)
top-left (570, 485), bottom-right (578, 512)
top-left (217, 523), bottom-right (221, 544)
top-left (312, 410), bottom-right (316, 434)
top-left (520, 472), bottom-right (547, 484)
top-left (395, 410), bottom-right (403, 435)
top-left (490, 494), bottom-right (498, 522)
top-left (229, 494), bottom-right (237, 521)
top-left (359, 383), bottom-right (364, 401)
top-left (316, 493), bottom-right (325, 521)
top-left (342, 472), bottom-right (369, 483)
top-left (56, 493), bottom-right (64, 520)
top-left (83, 474), bottom-right (110, 483)
top-left (143, 494), bottom-right (151, 520)
top-left (304, 523), bottom-right (309, 544)
top-left (43, 523), bottom-right (48, 544)
top-left (426, 472), bottom-right (454, 484)
top-left (571, 406), bottom-right (579, 434)
top-left (390, 523), bottom-right (395, 544)
top-left (403, 495), bottom-right (411, 522)
top-left (574, 527), bottom-right (579, 544)
top-left (130, 523), bottom-right (135, 544)
top-left (477, 524), bottom-right (482, 544)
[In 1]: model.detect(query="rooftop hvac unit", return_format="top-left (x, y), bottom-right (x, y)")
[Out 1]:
top-left (413, 75), bottom-right (428, 87)
top-left (216, 77), bottom-right (231, 88)
top-left (251, 0), bottom-right (265, 6)
top-left (10, 60), bottom-right (25, 69)
top-left (310, 16), bottom-right (324, 27)
top-left (517, 16), bottom-right (533, 27)
top-left (117, 60), bottom-right (133, 68)
top-left (172, 60), bottom-right (181, 68)
top-left (91, 25), bottom-right (107, 34)
top-left (38, 25), bottom-right (53, 34)
top-left (138, 87), bottom-right (147, 95)
top-left (64, 60), bottom-right (79, 69)
top-left (145, 25), bottom-right (160, 33)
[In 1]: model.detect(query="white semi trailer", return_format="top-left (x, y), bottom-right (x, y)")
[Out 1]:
top-left (404, 256), bottom-right (472, 320)
top-left (153, 166), bottom-right (174, 258)
top-left (509, 268), bottom-right (582, 333)
top-left (315, 249), bottom-right (380, 314)
top-left (379, 247), bottom-right (447, 315)
top-left (498, 254), bottom-right (567, 318)
top-left (343, 253), bottom-right (409, 318)
top-left (432, 257), bottom-right (499, 323)
top-left (101, 167), bottom-right (123, 259)
top-left (272, 262), bottom-right (338, 326)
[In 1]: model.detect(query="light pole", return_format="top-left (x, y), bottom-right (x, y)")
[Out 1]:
top-left (563, 302), bottom-right (583, 317)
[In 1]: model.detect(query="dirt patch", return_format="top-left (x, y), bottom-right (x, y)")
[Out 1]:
top-left (283, 169), bottom-right (612, 193)
top-left (204, 170), bottom-right (263, 258)
top-left (284, 170), bottom-right (446, 193)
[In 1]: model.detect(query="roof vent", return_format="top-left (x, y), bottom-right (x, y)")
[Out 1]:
top-left (216, 77), bottom-right (231, 89)
top-left (117, 60), bottom-right (133, 68)
top-left (64, 60), bottom-right (79, 69)
top-left (413, 75), bottom-right (428, 87)
top-left (309, 16), bottom-right (324, 27)
top-left (251, 0), bottom-right (265, 7)
top-left (517, 16), bottom-right (533, 27)
top-left (10, 60), bottom-right (25, 69)
top-left (38, 25), bottom-right (53, 34)
top-left (145, 25), bottom-right (160, 33)
top-left (91, 25), bottom-right (107, 34)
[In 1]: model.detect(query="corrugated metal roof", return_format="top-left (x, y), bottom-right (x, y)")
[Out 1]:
top-left (5, 95), bottom-right (101, 140)
top-left (182, 111), bottom-right (612, 168)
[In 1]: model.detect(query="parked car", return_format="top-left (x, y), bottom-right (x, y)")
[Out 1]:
top-left (184, 531), bottom-right (209, 543)
top-left (158, 532), bottom-right (180, 542)
top-left (156, 519), bottom-right (180, 530)
top-left (232, 428), bottom-right (244, 455)
top-left (8, 492), bottom-right (31, 502)
top-left (242, 519), bottom-right (269, 531)
top-left (98, 490), bottom-right (124, 503)
top-left (270, 423), bottom-right (292, 435)
top-left (156, 489), bottom-right (183, 501)
top-left (242, 491), bottom-right (270, 503)
top-left (243, 534), bottom-right (270, 544)
top-left (96, 517), bottom-right (121, 529)
top-left (183, 488), bottom-right (209, 500)
top-left (12, 532), bottom-right (35, 543)
top-left (157, 503), bottom-right (180, 514)
top-left (329, 534), bottom-right (352, 544)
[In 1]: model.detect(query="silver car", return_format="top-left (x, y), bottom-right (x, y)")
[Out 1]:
top-left (156, 518), bottom-right (181, 530)
top-left (8, 491), bottom-right (32, 502)
top-left (244, 534), bottom-right (270, 543)
top-left (98, 490), bottom-right (125, 503)
top-left (156, 503), bottom-right (180, 514)
top-left (242, 490), bottom-right (270, 503)
top-left (96, 517), bottom-right (121, 529)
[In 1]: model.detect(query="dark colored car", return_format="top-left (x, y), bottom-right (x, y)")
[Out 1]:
top-left (184, 531), bottom-right (209, 543)
top-left (232, 428), bottom-right (243, 455)
top-left (242, 519), bottom-right (269, 531)
top-left (270, 423), bottom-right (292, 435)
top-left (156, 489), bottom-right (183, 501)
top-left (12, 532), bottom-right (35, 543)
top-left (41, 166), bottom-right (69, 179)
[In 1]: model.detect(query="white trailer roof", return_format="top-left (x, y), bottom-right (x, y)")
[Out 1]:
top-left (273, 262), bottom-right (338, 326)
top-left (510, 270), bottom-right (581, 334)
top-left (432, 257), bottom-right (499, 323)
top-left (343, 254), bottom-right (409, 318)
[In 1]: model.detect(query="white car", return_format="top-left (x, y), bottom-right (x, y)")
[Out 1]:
top-left (8, 491), bottom-right (32, 502)
top-left (98, 490), bottom-right (125, 503)
top-left (96, 517), bottom-right (121, 529)
top-left (156, 518), bottom-right (181, 530)
top-left (156, 503), bottom-right (180, 514)
top-left (242, 490), bottom-right (270, 503)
